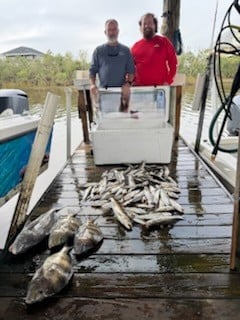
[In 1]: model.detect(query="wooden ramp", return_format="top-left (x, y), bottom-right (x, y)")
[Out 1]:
top-left (1, 138), bottom-right (240, 320)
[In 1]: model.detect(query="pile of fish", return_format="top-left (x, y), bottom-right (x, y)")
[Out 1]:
top-left (81, 163), bottom-right (184, 230)
top-left (8, 207), bottom-right (104, 304)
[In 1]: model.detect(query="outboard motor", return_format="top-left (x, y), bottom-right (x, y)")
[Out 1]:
top-left (0, 89), bottom-right (29, 114)
top-left (226, 95), bottom-right (240, 135)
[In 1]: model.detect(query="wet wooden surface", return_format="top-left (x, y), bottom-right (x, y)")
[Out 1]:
top-left (1, 139), bottom-right (239, 320)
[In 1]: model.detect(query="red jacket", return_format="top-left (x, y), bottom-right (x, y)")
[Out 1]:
top-left (131, 35), bottom-right (177, 86)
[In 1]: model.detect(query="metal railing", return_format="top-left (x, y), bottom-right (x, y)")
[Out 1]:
top-left (64, 87), bottom-right (72, 160)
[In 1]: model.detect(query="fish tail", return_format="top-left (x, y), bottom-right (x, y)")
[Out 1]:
top-left (61, 236), bottom-right (74, 253)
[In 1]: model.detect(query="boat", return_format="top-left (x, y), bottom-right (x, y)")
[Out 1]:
top-left (0, 89), bottom-right (52, 206)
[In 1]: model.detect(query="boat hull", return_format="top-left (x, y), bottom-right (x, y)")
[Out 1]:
top-left (0, 115), bottom-right (52, 205)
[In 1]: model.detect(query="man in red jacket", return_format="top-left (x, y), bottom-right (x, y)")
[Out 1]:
top-left (131, 13), bottom-right (177, 86)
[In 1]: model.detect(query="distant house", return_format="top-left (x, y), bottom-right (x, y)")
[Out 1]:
top-left (1, 46), bottom-right (44, 59)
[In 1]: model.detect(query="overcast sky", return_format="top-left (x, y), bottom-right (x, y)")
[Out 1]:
top-left (0, 0), bottom-right (238, 59)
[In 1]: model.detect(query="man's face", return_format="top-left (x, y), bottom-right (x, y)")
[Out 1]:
top-left (105, 21), bottom-right (119, 43)
top-left (141, 15), bottom-right (155, 39)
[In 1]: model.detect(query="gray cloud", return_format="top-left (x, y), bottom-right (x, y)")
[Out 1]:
top-left (0, 0), bottom-right (236, 59)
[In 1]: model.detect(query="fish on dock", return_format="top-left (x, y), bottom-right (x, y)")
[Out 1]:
top-left (25, 246), bottom-right (73, 304)
top-left (8, 208), bottom-right (58, 255)
top-left (48, 213), bottom-right (81, 249)
top-left (110, 197), bottom-right (132, 230)
top-left (144, 213), bottom-right (184, 229)
top-left (73, 219), bottom-right (104, 255)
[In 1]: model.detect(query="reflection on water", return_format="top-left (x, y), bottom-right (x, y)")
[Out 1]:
top-left (16, 86), bottom-right (79, 118)
top-left (31, 102), bottom-right (78, 119)
top-left (187, 180), bottom-right (204, 217)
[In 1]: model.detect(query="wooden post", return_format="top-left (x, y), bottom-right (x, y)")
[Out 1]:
top-left (194, 54), bottom-right (213, 154)
top-left (192, 74), bottom-right (206, 111)
top-left (65, 87), bottom-right (72, 160)
top-left (86, 89), bottom-right (93, 125)
top-left (161, 0), bottom-right (181, 48)
top-left (5, 92), bottom-right (60, 245)
top-left (174, 85), bottom-right (182, 140)
top-left (230, 132), bottom-right (240, 270)
top-left (169, 74), bottom-right (185, 140)
top-left (169, 87), bottom-right (176, 129)
top-left (78, 89), bottom-right (90, 144)
top-left (160, 1), bottom-right (182, 139)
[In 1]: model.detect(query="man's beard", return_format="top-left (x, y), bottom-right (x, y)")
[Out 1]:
top-left (143, 28), bottom-right (154, 40)
top-left (107, 35), bottom-right (118, 44)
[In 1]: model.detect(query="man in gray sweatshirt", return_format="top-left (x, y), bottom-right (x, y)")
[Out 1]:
top-left (89, 19), bottom-right (135, 111)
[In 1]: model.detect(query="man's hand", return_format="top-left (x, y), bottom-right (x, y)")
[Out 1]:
top-left (90, 84), bottom-right (99, 100)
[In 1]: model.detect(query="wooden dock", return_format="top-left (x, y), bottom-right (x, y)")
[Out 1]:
top-left (1, 138), bottom-right (240, 320)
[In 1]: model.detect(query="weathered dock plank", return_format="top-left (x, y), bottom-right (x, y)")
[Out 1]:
top-left (2, 272), bottom-right (240, 298)
top-left (0, 253), bottom-right (230, 274)
top-left (1, 297), bottom-right (240, 320)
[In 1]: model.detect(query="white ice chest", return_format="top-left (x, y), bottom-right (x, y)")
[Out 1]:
top-left (91, 86), bottom-right (174, 165)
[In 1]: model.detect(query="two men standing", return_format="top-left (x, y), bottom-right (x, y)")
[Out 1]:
top-left (89, 13), bottom-right (178, 102)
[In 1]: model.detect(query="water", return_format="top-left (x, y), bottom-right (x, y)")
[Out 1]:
top-left (180, 91), bottom-right (237, 147)
top-left (8, 86), bottom-right (79, 111)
